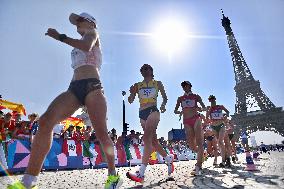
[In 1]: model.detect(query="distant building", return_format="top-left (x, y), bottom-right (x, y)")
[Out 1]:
top-left (168, 129), bottom-right (186, 141)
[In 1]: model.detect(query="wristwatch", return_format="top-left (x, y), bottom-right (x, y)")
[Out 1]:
top-left (58, 34), bottom-right (67, 42)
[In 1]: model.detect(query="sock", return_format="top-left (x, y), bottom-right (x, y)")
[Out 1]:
top-left (22, 174), bottom-right (37, 188)
top-left (139, 164), bottom-right (147, 176)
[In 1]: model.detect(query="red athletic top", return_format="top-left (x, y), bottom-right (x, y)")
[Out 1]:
top-left (180, 94), bottom-right (199, 109)
top-left (209, 105), bottom-right (224, 120)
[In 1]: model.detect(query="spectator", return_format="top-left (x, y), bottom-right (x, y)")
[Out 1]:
top-left (136, 132), bottom-right (142, 144)
top-left (53, 123), bottom-right (64, 139)
top-left (63, 125), bottom-right (75, 139)
top-left (13, 111), bottom-right (22, 123)
top-left (0, 112), bottom-right (16, 140)
top-left (159, 137), bottom-right (166, 147)
top-left (260, 142), bottom-right (270, 154)
top-left (28, 113), bottom-right (39, 142)
top-left (13, 121), bottom-right (30, 140)
top-left (83, 126), bottom-right (92, 141)
top-left (72, 126), bottom-right (83, 141)
top-left (117, 132), bottom-right (128, 147)
top-left (89, 131), bottom-right (100, 144)
top-left (128, 130), bottom-right (139, 145)
top-left (0, 111), bottom-right (4, 119)
top-left (109, 128), bottom-right (117, 143)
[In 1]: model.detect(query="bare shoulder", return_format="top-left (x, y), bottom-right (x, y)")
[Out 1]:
top-left (157, 80), bottom-right (164, 86)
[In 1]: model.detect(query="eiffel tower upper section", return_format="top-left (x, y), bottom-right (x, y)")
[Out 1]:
top-left (221, 10), bottom-right (284, 136)
top-left (221, 10), bottom-right (276, 114)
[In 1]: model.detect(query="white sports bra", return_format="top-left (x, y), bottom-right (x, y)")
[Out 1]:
top-left (71, 36), bottom-right (102, 70)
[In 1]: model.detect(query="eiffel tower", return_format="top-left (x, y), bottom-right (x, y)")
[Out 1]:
top-left (221, 10), bottom-right (284, 137)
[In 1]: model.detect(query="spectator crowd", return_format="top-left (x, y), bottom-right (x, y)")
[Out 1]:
top-left (0, 111), bottom-right (39, 143)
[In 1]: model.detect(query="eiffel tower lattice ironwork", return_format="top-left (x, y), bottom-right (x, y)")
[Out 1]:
top-left (221, 10), bottom-right (284, 136)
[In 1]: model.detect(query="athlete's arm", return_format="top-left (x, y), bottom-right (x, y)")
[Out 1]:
top-left (45, 28), bottom-right (97, 52)
top-left (128, 83), bottom-right (137, 104)
top-left (206, 107), bottom-right (211, 120)
top-left (158, 81), bottom-right (168, 113)
top-left (197, 95), bottom-right (206, 111)
top-left (222, 105), bottom-right (230, 117)
top-left (174, 97), bottom-right (182, 114)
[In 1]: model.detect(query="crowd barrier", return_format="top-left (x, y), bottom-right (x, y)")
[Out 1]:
top-left (0, 139), bottom-right (197, 174)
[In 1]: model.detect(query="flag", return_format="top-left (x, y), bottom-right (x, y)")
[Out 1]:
top-left (62, 140), bottom-right (82, 156)
top-left (61, 117), bottom-right (84, 131)
top-left (0, 99), bottom-right (26, 115)
top-left (149, 151), bottom-right (158, 165)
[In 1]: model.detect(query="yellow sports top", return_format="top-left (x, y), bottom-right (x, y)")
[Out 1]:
top-left (137, 80), bottom-right (159, 105)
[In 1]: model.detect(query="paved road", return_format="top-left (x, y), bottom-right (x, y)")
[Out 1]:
top-left (1, 151), bottom-right (283, 188)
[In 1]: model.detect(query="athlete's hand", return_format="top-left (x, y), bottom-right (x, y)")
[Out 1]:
top-left (179, 113), bottom-right (182, 121)
top-left (45, 28), bottom-right (60, 40)
top-left (174, 110), bottom-right (182, 115)
top-left (201, 107), bottom-right (207, 112)
top-left (160, 104), bottom-right (166, 113)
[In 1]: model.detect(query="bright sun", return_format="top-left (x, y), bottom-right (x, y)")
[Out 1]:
top-left (152, 19), bottom-right (188, 55)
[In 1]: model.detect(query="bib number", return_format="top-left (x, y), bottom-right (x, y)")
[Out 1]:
top-left (211, 110), bottom-right (223, 119)
top-left (139, 88), bottom-right (157, 99)
top-left (182, 99), bottom-right (195, 108)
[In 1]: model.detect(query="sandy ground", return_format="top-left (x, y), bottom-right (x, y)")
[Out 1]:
top-left (1, 151), bottom-right (283, 189)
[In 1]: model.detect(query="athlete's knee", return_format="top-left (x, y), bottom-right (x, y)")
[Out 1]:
top-left (188, 143), bottom-right (195, 150)
top-left (94, 128), bottom-right (109, 142)
top-left (37, 114), bottom-right (55, 133)
top-left (143, 136), bottom-right (153, 145)
top-left (152, 139), bottom-right (160, 147)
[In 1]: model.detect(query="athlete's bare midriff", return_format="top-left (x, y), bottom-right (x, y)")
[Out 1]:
top-left (72, 65), bottom-right (100, 81)
top-left (211, 120), bottom-right (224, 126)
top-left (182, 108), bottom-right (199, 119)
top-left (139, 102), bottom-right (157, 111)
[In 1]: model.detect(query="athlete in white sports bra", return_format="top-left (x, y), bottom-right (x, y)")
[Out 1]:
top-left (9, 13), bottom-right (122, 189)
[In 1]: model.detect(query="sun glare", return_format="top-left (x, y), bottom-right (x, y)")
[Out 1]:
top-left (152, 19), bottom-right (188, 55)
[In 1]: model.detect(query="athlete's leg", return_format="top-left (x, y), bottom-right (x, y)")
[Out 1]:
top-left (26, 91), bottom-right (80, 175)
top-left (152, 133), bottom-right (167, 157)
top-left (218, 127), bottom-right (226, 163)
top-left (194, 118), bottom-right (203, 168)
top-left (141, 112), bottom-right (160, 166)
top-left (224, 133), bottom-right (232, 158)
top-left (212, 137), bottom-right (219, 164)
top-left (184, 125), bottom-right (197, 152)
top-left (231, 138), bottom-right (237, 156)
top-left (85, 89), bottom-right (116, 175)
top-left (207, 140), bottom-right (213, 156)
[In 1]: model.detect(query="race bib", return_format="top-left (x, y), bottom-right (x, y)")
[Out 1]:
top-left (182, 99), bottom-right (195, 108)
top-left (139, 87), bottom-right (157, 99)
top-left (211, 110), bottom-right (223, 119)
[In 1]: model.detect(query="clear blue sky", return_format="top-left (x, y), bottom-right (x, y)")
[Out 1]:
top-left (1, 0), bottom-right (283, 144)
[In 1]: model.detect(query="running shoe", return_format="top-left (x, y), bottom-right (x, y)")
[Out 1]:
top-left (225, 157), bottom-right (232, 168)
top-left (232, 156), bottom-right (236, 164)
top-left (190, 165), bottom-right (202, 176)
top-left (126, 171), bottom-right (144, 183)
top-left (7, 181), bottom-right (38, 189)
top-left (219, 162), bottom-right (226, 168)
top-left (104, 174), bottom-right (123, 189)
